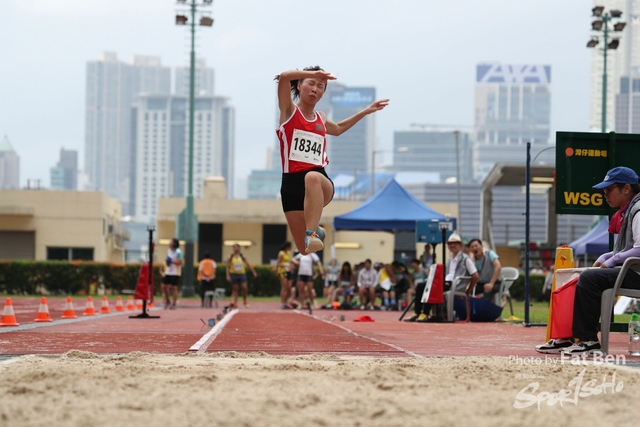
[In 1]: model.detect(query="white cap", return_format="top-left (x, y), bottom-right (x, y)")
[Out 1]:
top-left (447, 233), bottom-right (462, 243)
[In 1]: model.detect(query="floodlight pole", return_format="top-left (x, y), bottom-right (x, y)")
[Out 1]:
top-left (181, 0), bottom-right (198, 297)
top-left (601, 13), bottom-right (609, 133)
top-left (524, 142), bottom-right (531, 326)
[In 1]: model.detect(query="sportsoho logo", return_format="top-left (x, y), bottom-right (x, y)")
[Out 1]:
top-left (509, 354), bottom-right (625, 410)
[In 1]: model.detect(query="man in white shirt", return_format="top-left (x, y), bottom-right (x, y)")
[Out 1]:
top-left (357, 259), bottom-right (378, 310)
top-left (293, 252), bottom-right (324, 309)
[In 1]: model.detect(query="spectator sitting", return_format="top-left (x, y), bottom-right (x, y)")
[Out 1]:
top-left (414, 233), bottom-right (478, 322)
top-left (333, 261), bottom-right (355, 308)
top-left (390, 261), bottom-right (411, 310)
top-left (404, 259), bottom-right (426, 320)
top-left (357, 259), bottom-right (378, 310)
top-left (468, 239), bottom-right (502, 301)
top-left (420, 244), bottom-right (434, 270)
top-left (536, 167), bottom-right (640, 355)
top-left (324, 259), bottom-right (339, 306)
top-left (375, 262), bottom-right (397, 311)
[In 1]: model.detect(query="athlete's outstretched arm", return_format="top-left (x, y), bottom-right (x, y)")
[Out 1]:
top-left (275, 70), bottom-right (335, 123)
top-left (324, 99), bottom-right (389, 136)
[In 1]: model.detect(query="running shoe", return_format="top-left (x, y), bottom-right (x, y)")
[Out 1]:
top-left (415, 313), bottom-right (428, 322)
top-left (244, 304), bottom-right (250, 309)
top-left (316, 226), bottom-right (326, 242)
top-left (404, 314), bottom-right (419, 322)
top-left (561, 340), bottom-right (601, 355)
top-left (535, 338), bottom-right (573, 354)
top-left (305, 231), bottom-right (324, 253)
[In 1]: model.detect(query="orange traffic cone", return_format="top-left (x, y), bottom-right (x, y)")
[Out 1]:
top-left (126, 296), bottom-right (135, 311)
top-left (115, 296), bottom-right (125, 312)
top-left (61, 296), bottom-right (77, 319)
top-left (0, 298), bottom-right (19, 326)
top-left (99, 295), bottom-right (111, 314)
top-left (34, 297), bottom-right (53, 322)
top-left (136, 299), bottom-right (143, 309)
top-left (83, 296), bottom-right (97, 316)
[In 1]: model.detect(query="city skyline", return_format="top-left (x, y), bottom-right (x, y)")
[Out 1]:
top-left (2, 0), bottom-right (592, 195)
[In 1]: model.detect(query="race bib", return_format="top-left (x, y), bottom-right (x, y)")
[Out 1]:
top-left (233, 262), bottom-right (244, 272)
top-left (289, 129), bottom-right (324, 165)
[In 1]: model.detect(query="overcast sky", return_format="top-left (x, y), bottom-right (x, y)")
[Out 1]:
top-left (1, 0), bottom-right (593, 193)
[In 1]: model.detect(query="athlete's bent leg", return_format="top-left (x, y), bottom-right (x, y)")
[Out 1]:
top-left (303, 172), bottom-right (333, 232)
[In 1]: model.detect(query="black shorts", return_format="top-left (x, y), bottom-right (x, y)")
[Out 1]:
top-left (280, 167), bottom-right (335, 212)
top-left (163, 275), bottom-right (180, 286)
top-left (229, 273), bottom-right (246, 285)
top-left (297, 274), bottom-right (313, 283)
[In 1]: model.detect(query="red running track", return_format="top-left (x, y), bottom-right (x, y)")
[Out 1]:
top-left (0, 298), bottom-right (635, 358)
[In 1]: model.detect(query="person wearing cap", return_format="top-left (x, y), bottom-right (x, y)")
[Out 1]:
top-left (536, 166), bottom-right (640, 355)
top-left (406, 233), bottom-right (478, 322)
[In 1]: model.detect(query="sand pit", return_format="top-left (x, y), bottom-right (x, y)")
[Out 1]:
top-left (1, 351), bottom-right (639, 427)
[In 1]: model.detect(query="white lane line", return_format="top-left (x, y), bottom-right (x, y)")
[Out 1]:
top-left (303, 312), bottom-right (424, 358)
top-left (0, 307), bottom-right (163, 334)
top-left (189, 308), bottom-right (238, 353)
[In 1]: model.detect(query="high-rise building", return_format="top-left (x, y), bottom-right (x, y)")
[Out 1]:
top-left (84, 52), bottom-right (171, 213)
top-left (616, 76), bottom-right (640, 132)
top-left (131, 94), bottom-right (234, 223)
top-left (392, 130), bottom-right (474, 183)
top-left (175, 59), bottom-right (215, 96)
top-left (474, 63), bottom-right (552, 180)
top-left (50, 148), bottom-right (78, 190)
top-left (325, 84), bottom-right (376, 174)
top-left (0, 135), bottom-right (19, 189)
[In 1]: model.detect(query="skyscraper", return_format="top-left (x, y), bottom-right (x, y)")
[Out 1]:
top-left (392, 130), bottom-right (474, 183)
top-left (474, 63), bottom-right (552, 180)
top-left (131, 94), bottom-right (234, 223)
top-left (50, 148), bottom-right (78, 190)
top-left (84, 52), bottom-right (171, 213)
top-left (0, 135), bottom-right (19, 189)
top-left (175, 59), bottom-right (215, 96)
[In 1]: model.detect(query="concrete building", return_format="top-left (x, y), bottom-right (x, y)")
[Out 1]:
top-left (50, 148), bottom-right (78, 190)
top-left (175, 59), bottom-right (215, 96)
top-left (0, 189), bottom-right (129, 261)
top-left (0, 135), bottom-right (19, 189)
top-left (616, 75), bottom-right (640, 132)
top-left (84, 52), bottom-right (171, 213)
top-left (131, 94), bottom-right (235, 223)
top-left (157, 177), bottom-right (456, 267)
top-left (591, 0), bottom-right (639, 132)
top-left (392, 130), bottom-right (474, 183)
top-left (474, 63), bottom-right (552, 181)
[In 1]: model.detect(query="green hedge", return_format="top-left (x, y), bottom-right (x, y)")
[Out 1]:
top-left (508, 273), bottom-right (548, 302)
top-left (0, 261), bottom-right (324, 297)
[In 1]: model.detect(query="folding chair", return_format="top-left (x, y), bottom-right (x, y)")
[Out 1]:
top-left (600, 257), bottom-right (640, 355)
top-left (444, 276), bottom-right (471, 322)
top-left (495, 267), bottom-right (520, 316)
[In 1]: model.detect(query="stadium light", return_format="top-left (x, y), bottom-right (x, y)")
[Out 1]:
top-left (199, 16), bottom-right (214, 26)
top-left (174, 0), bottom-right (214, 298)
top-left (588, 6), bottom-right (626, 132)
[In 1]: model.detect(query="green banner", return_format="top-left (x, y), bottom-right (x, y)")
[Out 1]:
top-left (555, 132), bottom-right (640, 215)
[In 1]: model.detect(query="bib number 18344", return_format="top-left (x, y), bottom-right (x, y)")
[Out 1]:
top-left (289, 129), bottom-right (324, 165)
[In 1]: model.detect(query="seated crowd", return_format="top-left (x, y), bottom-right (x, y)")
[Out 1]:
top-left (277, 234), bottom-right (504, 316)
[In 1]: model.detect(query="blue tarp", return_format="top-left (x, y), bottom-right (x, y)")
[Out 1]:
top-left (333, 179), bottom-right (448, 231)
top-left (569, 218), bottom-right (612, 256)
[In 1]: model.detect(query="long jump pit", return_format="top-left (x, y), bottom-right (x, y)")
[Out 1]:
top-left (1, 302), bottom-right (640, 427)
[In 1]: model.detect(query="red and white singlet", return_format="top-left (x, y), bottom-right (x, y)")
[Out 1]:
top-left (276, 105), bottom-right (329, 173)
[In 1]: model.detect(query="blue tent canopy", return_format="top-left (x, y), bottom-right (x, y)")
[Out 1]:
top-left (569, 218), bottom-right (612, 256)
top-left (333, 179), bottom-right (449, 231)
